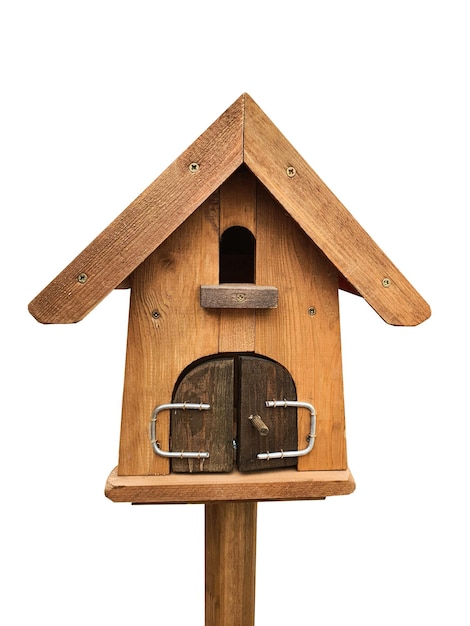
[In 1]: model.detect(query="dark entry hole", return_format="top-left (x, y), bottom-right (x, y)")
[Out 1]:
top-left (219, 226), bottom-right (255, 283)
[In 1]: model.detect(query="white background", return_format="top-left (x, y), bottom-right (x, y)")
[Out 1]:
top-left (2, 2), bottom-right (468, 624)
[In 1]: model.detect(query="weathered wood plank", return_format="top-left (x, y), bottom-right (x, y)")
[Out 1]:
top-left (237, 356), bottom-right (297, 471)
top-left (29, 93), bottom-right (430, 327)
top-left (243, 93), bottom-right (431, 326)
top-left (28, 96), bottom-right (244, 324)
top-left (171, 358), bottom-right (234, 473)
top-left (254, 183), bottom-right (347, 471)
top-left (205, 502), bottom-right (257, 626)
top-left (200, 284), bottom-right (278, 309)
top-left (105, 466), bottom-right (356, 503)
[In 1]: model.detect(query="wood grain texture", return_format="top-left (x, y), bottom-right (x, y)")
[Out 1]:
top-left (171, 358), bottom-right (234, 473)
top-left (118, 196), bottom-right (221, 476)
top-left (200, 284), bottom-right (278, 309)
top-left (105, 466), bottom-right (356, 503)
top-left (218, 166), bottom-right (257, 352)
top-left (117, 168), bottom-right (347, 476)
top-left (205, 502), bottom-right (257, 626)
top-left (237, 356), bottom-right (297, 471)
top-left (29, 93), bottom-right (430, 327)
top-left (254, 184), bottom-right (347, 470)
top-left (243, 94), bottom-right (431, 326)
top-left (28, 96), bottom-right (244, 324)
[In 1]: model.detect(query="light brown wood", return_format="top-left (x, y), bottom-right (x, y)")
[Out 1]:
top-left (205, 502), bottom-right (257, 626)
top-left (29, 93), bottom-right (430, 328)
top-left (117, 168), bottom-right (347, 476)
top-left (28, 96), bottom-right (244, 324)
top-left (243, 94), bottom-right (430, 326)
top-left (118, 196), bottom-right (221, 476)
top-left (218, 167), bottom-right (257, 352)
top-left (254, 184), bottom-right (347, 470)
top-left (29, 93), bottom-right (430, 626)
top-left (200, 284), bottom-right (278, 309)
top-left (105, 466), bottom-right (355, 503)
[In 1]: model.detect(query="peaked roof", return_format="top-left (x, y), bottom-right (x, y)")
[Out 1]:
top-left (28, 93), bottom-right (430, 326)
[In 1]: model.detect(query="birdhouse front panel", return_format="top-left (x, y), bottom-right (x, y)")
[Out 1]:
top-left (117, 165), bottom-right (347, 478)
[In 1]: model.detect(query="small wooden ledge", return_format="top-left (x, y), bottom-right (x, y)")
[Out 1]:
top-left (200, 284), bottom-right (278, 309)
top-left (104, 467), bottom-right (355, 504)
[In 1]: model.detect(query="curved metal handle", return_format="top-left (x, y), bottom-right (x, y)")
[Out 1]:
top-left (150, 402), bottom-right (210, 459)
top-left (256, 400), bottom-right (316, 460)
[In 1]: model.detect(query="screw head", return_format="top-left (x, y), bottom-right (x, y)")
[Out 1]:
top-left (382, 278), bottom-right (392, 288)
top-left (151, 310), bottom-right (160, 319)
top-left (77, 273), bottom-right (88, 284)
top-left (189, 162), bottom-right (200, 173)
top-left (286, 166), bottom-right (296, 178)
top-left (308, 306), bottom-right (316, 316)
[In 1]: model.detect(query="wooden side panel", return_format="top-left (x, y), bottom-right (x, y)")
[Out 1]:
top-left (171, 358), bottom-right (234, 473)
top-left (244, 93), bottom-right (431, 326)
top-left (237, 356), bottom-right (297, 472)
top-left (254, 184), bottom-right (347, 470)
top-left (118, 196), bottom-right (220, 476)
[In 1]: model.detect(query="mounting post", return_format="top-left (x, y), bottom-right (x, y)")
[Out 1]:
top-left (205, 502), bottom-right (257, 625)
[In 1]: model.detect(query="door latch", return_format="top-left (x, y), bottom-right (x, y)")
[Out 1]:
top-left (256, 400), bottom-right (316, 460)
top-left (150, 402), bottom-right (211, 459)
top-left (248, 414), bottom-right (269, 436)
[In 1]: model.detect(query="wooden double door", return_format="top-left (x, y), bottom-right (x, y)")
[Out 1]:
top-left (170, 354), bottom-right (298, 473)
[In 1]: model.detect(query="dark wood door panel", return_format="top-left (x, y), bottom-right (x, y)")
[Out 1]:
top-left (237, 356), bottom-right (297, 471)
top-left (171, 358), bottom-right (234, 473)
top-left (170, 354), bottom-right (297, 473)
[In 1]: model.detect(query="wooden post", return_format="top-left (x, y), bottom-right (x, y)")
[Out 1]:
top-left (205, 502), bottom-right (257, 626)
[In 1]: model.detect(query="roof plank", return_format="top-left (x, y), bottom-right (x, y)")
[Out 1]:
top-left (28, 96), bottom-right (244, 323)
top-left (29, 93), bottom-right (430, 326)
top-left (243, 94), bottom-right (430, 326)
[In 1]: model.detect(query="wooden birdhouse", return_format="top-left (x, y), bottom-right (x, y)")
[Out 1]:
top-left (29, 94), bottom-right (430, 504)
top-left (29, 94), bottom-right (431, 624)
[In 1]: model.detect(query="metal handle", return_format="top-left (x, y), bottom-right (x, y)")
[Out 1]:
top-left (150, 402), bottom-right (211, 459)
top-left (256, 400), bottom-right (316, 460)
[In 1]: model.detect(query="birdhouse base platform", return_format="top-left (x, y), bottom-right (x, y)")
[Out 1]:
top-left (104, 467), bottom-right (355, 504)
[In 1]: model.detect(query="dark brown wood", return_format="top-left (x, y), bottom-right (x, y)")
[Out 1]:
top-left (200, 284), bottom-right (278, 309)
top-left (171, 358), bottom-right (234, 473)
top-left (170, 354), bottom-right (298, 474)
top-left (205, 502), bottom-right (257, 626)
top-left (237, 356), bottom-right (297, 471)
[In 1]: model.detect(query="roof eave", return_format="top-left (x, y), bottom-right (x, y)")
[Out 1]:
top-left (28, 95), bottom-right (245, 324)
top-left (28, 93), bottom-right (430, 327)
top-left (242, 94), bottom-right (430, 326)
